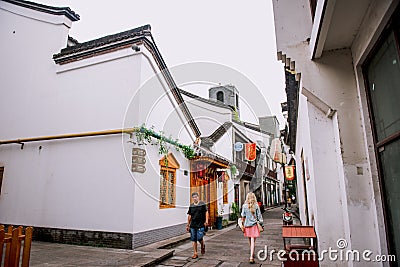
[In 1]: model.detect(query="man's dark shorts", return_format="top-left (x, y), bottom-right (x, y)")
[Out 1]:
top-left (190, 227), bottom-right (205, 242)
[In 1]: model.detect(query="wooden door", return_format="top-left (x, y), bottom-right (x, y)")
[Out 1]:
top-left (209, 175), bottom-right (217, 227)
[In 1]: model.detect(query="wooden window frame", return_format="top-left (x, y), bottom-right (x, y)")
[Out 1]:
top-left (361, 6), bottom-right (400, 260)
top-left (159, 153), bottom-right (180, 209)
top-left (159, 167), bottom-right (176, 209)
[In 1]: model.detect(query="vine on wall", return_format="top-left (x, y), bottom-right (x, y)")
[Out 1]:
top-left (132, 125), bottom-right (196, 160)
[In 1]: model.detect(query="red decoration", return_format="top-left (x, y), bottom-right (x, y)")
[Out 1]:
top-left (197, 163), bottom-right (205, 178)
top-left (245, 143), bottom-right (256, 161)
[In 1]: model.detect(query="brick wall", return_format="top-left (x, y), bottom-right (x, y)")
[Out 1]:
top-left (31, 226), bottom-right (132, 249)
top-left (133, 223), bottom-right (187, 248)
top-left (1, 223), bottom-right (187, 249)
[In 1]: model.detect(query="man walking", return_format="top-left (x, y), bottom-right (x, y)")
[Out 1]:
top-left (186, 192), bottom-right (209, 259)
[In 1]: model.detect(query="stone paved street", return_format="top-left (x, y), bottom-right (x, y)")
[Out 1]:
top-left (26, 206), bottom-right (290, 266)
top-left (157, 207), bottom-right (286, 267)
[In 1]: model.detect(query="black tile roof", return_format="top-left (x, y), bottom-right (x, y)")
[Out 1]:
top-left (2, 0), bottom-right (80, 21)
top-left (51, 23), bottom-right (201, 138)
top-left (208, 122), bottom-right (232, 142)
top-left (200, 122), bottom-right (232, 148)
top-left (53, 25), bottom-right (151, 61)
top-left (284, 69), bottom-right (299, 153)
top-left (67, 36), bottom-right (79, 46)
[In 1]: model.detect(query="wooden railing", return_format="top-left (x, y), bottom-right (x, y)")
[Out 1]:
top-left (0, 225), bottom-right (33, 267)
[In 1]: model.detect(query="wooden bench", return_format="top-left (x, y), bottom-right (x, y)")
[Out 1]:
top-left (0, 225), bottom-right (33, 267)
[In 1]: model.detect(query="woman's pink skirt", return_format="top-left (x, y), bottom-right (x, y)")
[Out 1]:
top-left (244, 225), bottom-right (260, 238)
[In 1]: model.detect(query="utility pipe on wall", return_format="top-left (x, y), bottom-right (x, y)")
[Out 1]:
top-left (0, 128), bottom-right (138, 145)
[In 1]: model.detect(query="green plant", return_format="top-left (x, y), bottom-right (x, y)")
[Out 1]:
top-left (229, 202), bottom-right (240, 221)
top-left (133, 125), bottom-right (195, 160)
top-left (230, 165), bottom-right (237, 176)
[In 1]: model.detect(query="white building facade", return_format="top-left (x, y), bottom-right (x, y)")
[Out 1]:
top-left (272, 0), bottom-right (400, 265)
top-left (0, 0), bottom-right (201, 249)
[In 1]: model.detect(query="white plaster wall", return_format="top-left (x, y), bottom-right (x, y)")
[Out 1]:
top-left (0, 136), bottom-right (135, 233)
top-left (131, 145), bottom-right (191, 233)
top-left (307, 103), bottom-right (347, 267)
top-left (0, 2), bottom-right (197, 235)
top-left (181, 96), bottom-right (232, 137)
top-left (0, 4), bottom-right (73, 139)
top-left (272, 0), bottom-right (385, 261)
top-left (126, 51), bottom-right (194, 232)
top-left (0, 45), bottom-right (144, 233)
top-left (213, 128), bottom-right (233, 162)
top-left (234, 123), bottom-right (270, 147)
top-left (271, 0), bottom-right (312, 54)
top-left (294, 93), bottom-right (314, 226)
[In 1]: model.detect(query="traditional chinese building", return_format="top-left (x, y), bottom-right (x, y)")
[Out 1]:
top-left (272, 0), bottom-right (400, 264)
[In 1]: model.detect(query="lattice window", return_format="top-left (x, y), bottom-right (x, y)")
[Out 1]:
top-left (159, 153), bottom-right (179, 209)
top-left (159, 168), bottom-right (176, 208)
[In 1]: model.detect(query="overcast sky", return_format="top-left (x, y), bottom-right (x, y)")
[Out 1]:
top-left (36, 0), bottom-right (286, 127)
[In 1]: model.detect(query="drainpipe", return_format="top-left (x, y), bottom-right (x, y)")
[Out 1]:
top-left (0, 128), bottom-right (138, 145)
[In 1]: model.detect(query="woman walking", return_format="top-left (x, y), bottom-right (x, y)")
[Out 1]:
top-left (241, 192), bottom-right (263, 264)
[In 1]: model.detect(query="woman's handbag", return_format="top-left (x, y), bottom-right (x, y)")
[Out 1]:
top-left (256, 208), bottom-right (264, 232)
top-left (256, 221), bottom-right (264, 232)
top-left (238, 218), bottom-right (244, 232)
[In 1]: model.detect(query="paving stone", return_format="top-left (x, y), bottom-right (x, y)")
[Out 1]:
top-left (28, 207), bottom-right (288, 266)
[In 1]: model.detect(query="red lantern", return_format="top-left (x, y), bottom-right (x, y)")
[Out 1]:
top-left (197, 163), bottom-right (205, 178)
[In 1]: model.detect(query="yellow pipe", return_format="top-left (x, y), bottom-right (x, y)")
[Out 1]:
top-left (0, 128), bottom-right (139, 145)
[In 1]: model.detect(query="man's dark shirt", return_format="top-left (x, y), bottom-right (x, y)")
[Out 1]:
top-left (187, 201), bottom-right (207, 229)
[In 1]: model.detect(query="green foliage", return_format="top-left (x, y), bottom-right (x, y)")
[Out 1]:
top-left (133, 124), bottom-right (195, 160)
top-left (230, 165), bottom-right (237, 176)
top-left (232, 107), bottom-right (240, 122)
top-left (229, 202), bottom-right (240, 221)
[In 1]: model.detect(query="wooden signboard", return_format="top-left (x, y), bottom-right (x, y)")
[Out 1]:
top-left (132, 148), bottom-right (146, 173)
top-left (131, 163), bottom-right (146, 173)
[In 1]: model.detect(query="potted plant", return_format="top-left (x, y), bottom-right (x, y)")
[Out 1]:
top-left (216, 204), bottom-right (224, 230)
top-left (229, 202), bottom-right (240, 221)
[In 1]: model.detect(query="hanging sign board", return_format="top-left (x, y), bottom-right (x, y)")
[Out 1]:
top-left (270, 138), bottom-right (282, 163)
top-left (245, 143), bottom-right (256, 161)
top-left (131, 164), bottom-right (146, 173)
top-left (132, 155), bottom-right (146, 164)
top-left (132, 148), bottom-right (146, 173)
top-left (284, 165), bottom-right (295, 181)
top-left (132, 148), bottom-right (146, 156)
top-left (234, 142), bottom-right (244, 152)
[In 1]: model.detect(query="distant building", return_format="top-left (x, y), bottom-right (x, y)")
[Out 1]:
top-left (209, 84), bottom-right (240, 118)
top-left (181, 85), bottom-right (280, 211)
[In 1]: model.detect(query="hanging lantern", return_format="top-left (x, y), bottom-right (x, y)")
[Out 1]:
top-left (197, 162), bottom-right (205, 178)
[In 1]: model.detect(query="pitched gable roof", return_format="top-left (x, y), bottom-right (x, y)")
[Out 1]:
top-left (53, 25), bottom-right (151, 63)
top-left (52, 23), bottom-right (201, 138)
top-left (179, 88), bottom-right (234, 111)
top-left (201, 122), bottom-right (232, 148)
top-left (2, 0), bottom-right (80, 21)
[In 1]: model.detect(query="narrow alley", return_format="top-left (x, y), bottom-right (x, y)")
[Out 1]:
top-left (156, 207), bottom-right (286, 267)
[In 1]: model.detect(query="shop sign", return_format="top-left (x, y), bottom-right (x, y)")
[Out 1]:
top-left (284, 165), bottom-right (295, 181)
top-left (245, 143), bottom-right (256, 161)
top-left (132, 148), bottom-right (146, 173)
top-left (270, 138), bottom-right (283, 163)
top-left (131, 164), bottom-right (146, 173)
top-left (234, 142), bottom-right (243, 152)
